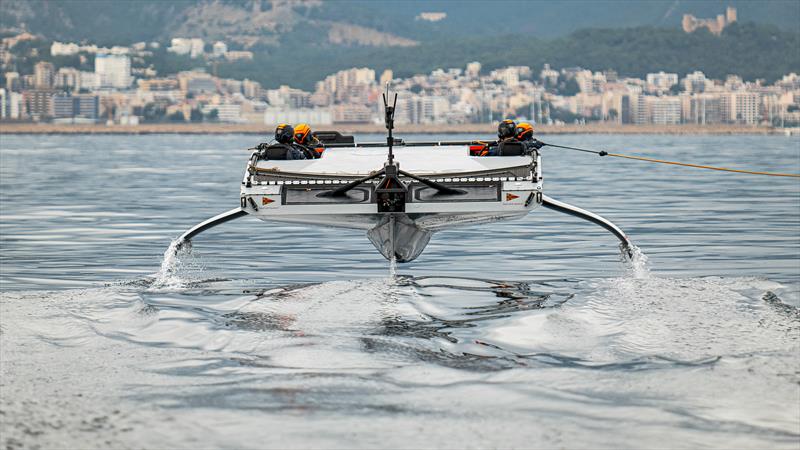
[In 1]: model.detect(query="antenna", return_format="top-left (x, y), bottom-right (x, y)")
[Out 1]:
top-left (383, 83), bottom-right (397, 164)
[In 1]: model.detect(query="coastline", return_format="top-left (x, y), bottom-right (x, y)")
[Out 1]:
top-left (0, 122), bottom-right (787, 135)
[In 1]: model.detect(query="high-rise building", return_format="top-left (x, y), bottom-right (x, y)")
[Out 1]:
top-left (732, 92), bottom-right (760, 124)
top-left (242, 79), bottom-right (261, 99)
top-left (23, 90), bottom-right (56, 120)
top-left (34, 62), bottom-right (55, 89)
top-left (649, 96), bottom-right (682, 124)
top-left (379, 70), bottom-right (393, 87)
top-left (316, 68), bottom-right (375, 104)
top-left (52, 94), bottom-right (74, 118)
top-left (95, 54), bottom-right (131, 89)
top-left (52, 93), bottom-right (99, 120)
top-left (55, 67), bottom-right (81, 91)
top-left (0, 88), bottom-right (23, 119)
top-left (201, 103), bottom-right (241, 122)
top-left (5, 72), bottom-right (20, 92)
top-left (689, 94), bottom-right (723, 124)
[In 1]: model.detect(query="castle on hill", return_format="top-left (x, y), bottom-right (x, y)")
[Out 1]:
top-left (682, 6), bottom-right (737, 35)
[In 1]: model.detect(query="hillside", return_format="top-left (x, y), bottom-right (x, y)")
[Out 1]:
top-left (215, 22), bottom-right (799, 90)
top-left (2, 1), bottom-right (798, 91)
top-left (1, 0), bottom-right (798, 45)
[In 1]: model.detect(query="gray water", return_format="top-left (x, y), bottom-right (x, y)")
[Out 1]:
top-left (1, 134), bottom-right (798, 449)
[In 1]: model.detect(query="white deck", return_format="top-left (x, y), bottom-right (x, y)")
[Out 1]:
top-left (253, 145), bottom-right (533, 176)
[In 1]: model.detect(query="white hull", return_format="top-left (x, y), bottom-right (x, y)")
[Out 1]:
top-left (239, 144), bottom-right (542, 261)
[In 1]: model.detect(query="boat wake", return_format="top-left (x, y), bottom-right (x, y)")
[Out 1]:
top-left (2, 270), bottom-right (797, 449)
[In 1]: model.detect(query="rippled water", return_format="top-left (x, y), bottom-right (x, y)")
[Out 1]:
top-left (1, 134), bottom-right (798, 449)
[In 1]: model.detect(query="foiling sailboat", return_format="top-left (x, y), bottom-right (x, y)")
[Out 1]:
top-left (174, 90), bottom-right (633, 263)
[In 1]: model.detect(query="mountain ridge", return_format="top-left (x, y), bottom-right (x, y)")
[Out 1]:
top-left (2, 0), bottom-right (798, 46)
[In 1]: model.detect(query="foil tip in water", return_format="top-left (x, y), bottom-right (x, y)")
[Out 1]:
top-left (154, 238), bottom-right (192, 287)
top-left (621, 242), bottom-right (651, 279)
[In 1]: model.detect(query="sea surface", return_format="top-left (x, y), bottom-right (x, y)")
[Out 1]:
top-left (1, 133), bottom-right (798, 449)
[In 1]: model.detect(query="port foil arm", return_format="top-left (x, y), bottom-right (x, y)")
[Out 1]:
top-left (541, 194), bottom-right (633, 256)
top-left (175, 208), bottom-right (248, 249)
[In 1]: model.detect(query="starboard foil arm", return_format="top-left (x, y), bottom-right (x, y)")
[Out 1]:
top-left (175, 208), bottom-right (248, 249)
top-left (541, 194), bottom-right (633, 256)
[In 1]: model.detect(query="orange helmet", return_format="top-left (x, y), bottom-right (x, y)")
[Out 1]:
top-left (515, 122), bottom-right (533, 140)
top-left (294, 123), bottom-right (311, 144)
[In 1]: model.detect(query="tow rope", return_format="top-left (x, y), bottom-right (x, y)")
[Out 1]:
top-left (542, 143), bottom-right (800, 178)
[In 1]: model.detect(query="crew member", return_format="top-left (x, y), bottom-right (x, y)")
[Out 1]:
top-left (293, 123), bottom-right (324, 159)
top-left (274, 123), bottom-right (307, 160)
top-left (514, 122), bottom-right (545, 154)
top-left (470, 119), bottom-right (517, 156)
top-left (497, 118), bottom-right (517, 142)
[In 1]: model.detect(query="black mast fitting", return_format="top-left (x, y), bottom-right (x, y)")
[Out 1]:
top-left (322, 85), bottom-right (464, 199)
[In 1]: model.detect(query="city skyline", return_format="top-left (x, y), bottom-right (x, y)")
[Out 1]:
top-left (1, 12), bottom-right (799, 130)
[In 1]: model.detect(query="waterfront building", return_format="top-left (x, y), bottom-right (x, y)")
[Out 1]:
top-left (0, 88), bottom-right (23, 119)
top-left (633, 94), bottom-right (648, 124)
top-left (263, 107), bottom-right (332, 125)
top-left (95, 54), bottom-right (131, 89)
top-left (23, 89), bottom-right (56, 120)
top-left (620, 94), bottom-right (634, 124)
top-left (649, 96), bottom-right (682, 124)
top-left (34, 61), bottom-right (55, 89)
top-left (688, 94), bottom-right (724, 124)
top-left (731, 92), bottom-right (760, 124)
top-left (333, 104), bottom-right (373, 123)
top-left (52, 93), bottom-right (99, 120)
top-left (201, 103), bottom-right (242, 122)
